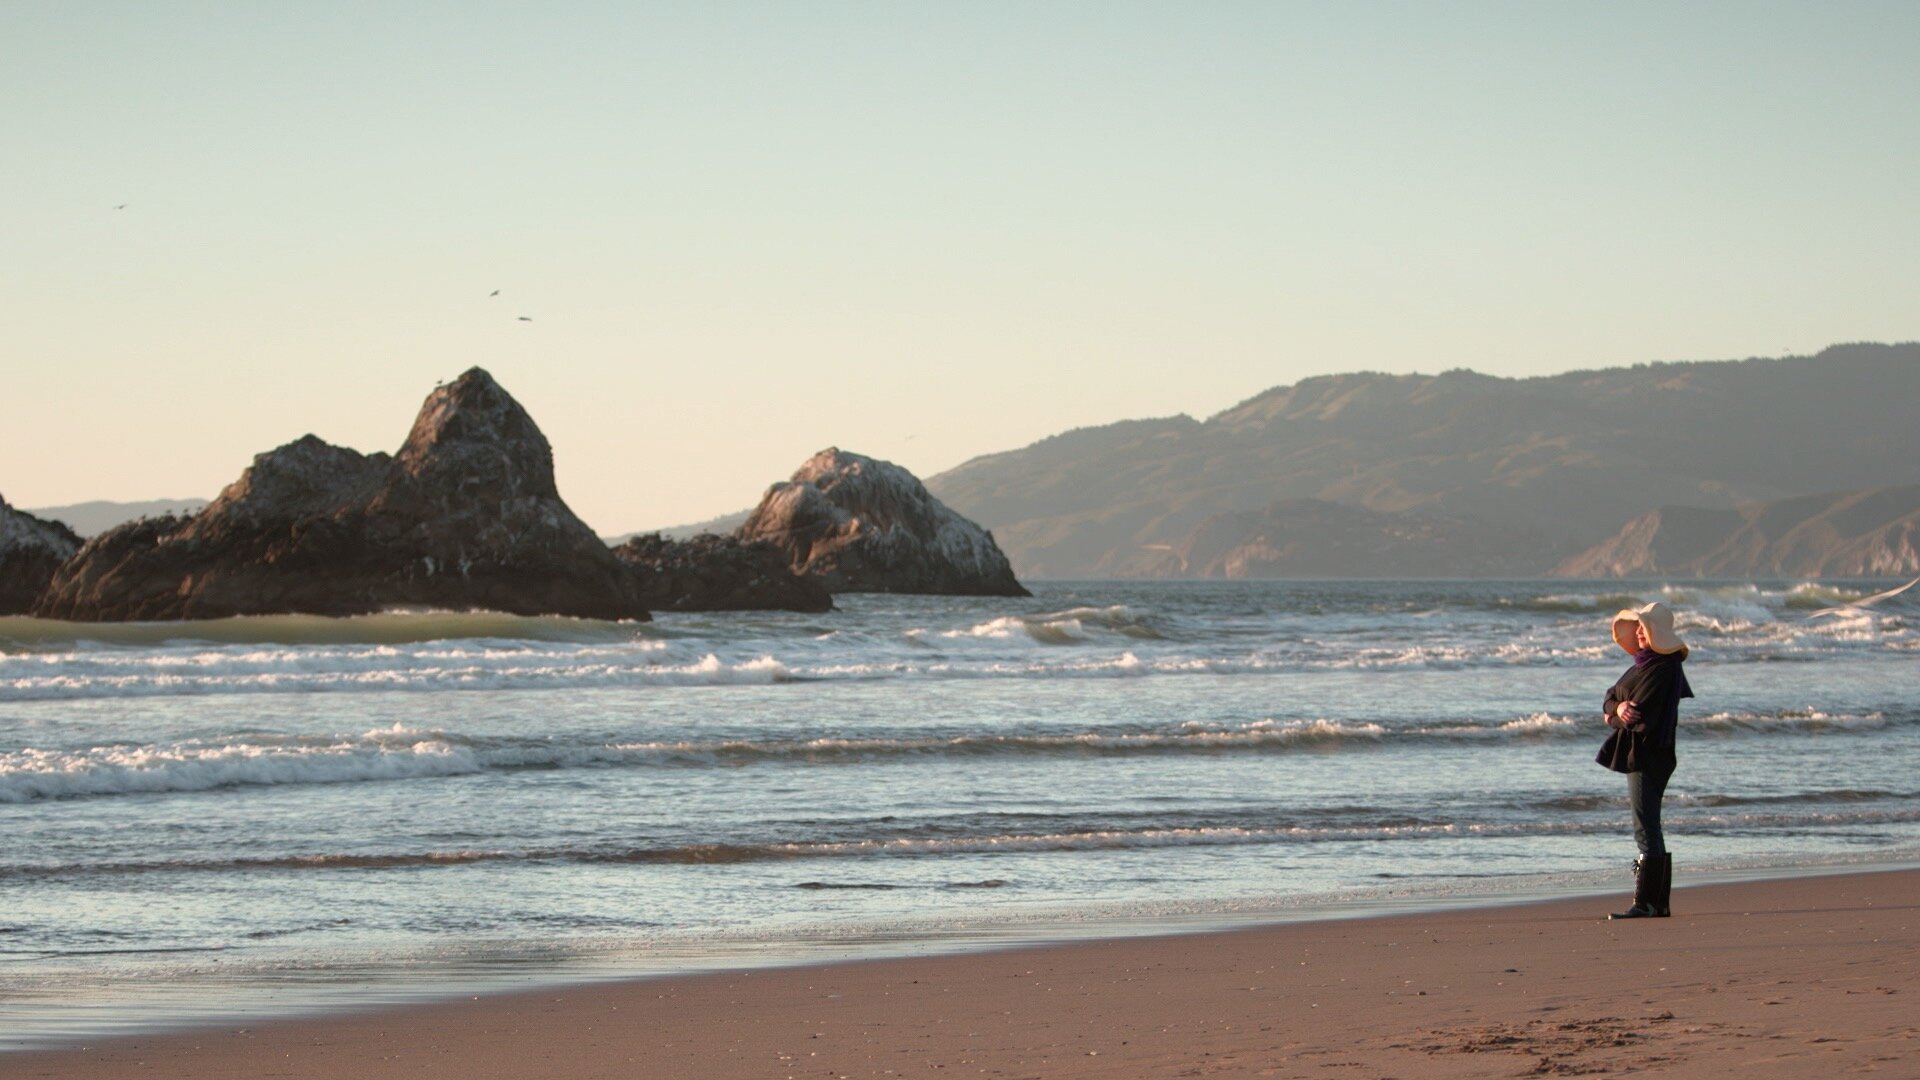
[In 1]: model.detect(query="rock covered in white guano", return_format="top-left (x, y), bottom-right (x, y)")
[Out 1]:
top-left (34, 369), bottom-right (653, 622)
top-left (738, 448), bottom-right (1029, 596)
top-left (0, 495), bottom-right (82, 614)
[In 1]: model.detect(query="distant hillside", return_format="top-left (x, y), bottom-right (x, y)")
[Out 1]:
top-left (604, 508), bottom-right (753, 546)
top-left (24, 498), bottom-right (208, 538)
top-left (1556, 484), bottom-right (1920, 578)
top-left (925, 343), bottom-right (1920, 578)
top-left (1172, 498), bottom-right (1559, 578)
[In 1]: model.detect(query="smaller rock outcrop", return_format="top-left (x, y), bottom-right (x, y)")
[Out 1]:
top-left (613, 533), bottom-right (833, 613)
top-left (0, 496), bottom-right (83, 614)
top-left (738, 449), bottom-right (1029, 596)
top-left (34, 369), bottom-right (653, 622)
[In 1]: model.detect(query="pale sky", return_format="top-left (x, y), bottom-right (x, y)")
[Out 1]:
top-left (4, 1), bottom-right (1915, 532)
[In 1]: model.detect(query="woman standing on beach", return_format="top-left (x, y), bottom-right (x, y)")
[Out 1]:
top-left (1597, 601), bottom-right (1692, 919)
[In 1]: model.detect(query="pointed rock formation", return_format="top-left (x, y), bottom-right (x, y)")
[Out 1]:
top-left (0, 496), bottom-right (82, 614)
top-left (612, 533), bottom-right (833, 613)
top-left (738, 448), bottom-right (1029, 596)
top-left (34, 369), bottom-right (652, 622)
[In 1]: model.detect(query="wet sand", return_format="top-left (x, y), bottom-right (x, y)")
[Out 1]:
top-left (5, 868), bottom-right (1915, 1078)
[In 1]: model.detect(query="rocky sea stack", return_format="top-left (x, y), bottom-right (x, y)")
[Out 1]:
top-left (612, 532), bottom-right (833, 613)
top-left (738, 448), bottom-right (1029, 596)
top-left (34, 369), bottom-right (653, 622)
top-left (0, 496), bottom-right (82, 615)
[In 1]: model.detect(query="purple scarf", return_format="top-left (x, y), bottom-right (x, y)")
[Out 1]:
top-left (1632, 648), bottom-right (1660, 668)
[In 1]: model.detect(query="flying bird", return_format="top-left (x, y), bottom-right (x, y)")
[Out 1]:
top-left (517, 316), bottom-right (533, 322)
top-left (489, 289), bottom-right (500, 297)
top-left (113, 204), bottom-right (127, 210)
top-left (1808, 575), bottom-right (1920, 618)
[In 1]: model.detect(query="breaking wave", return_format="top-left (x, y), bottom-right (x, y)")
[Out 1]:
top-left (928, 605), bottom-right (1166, 645)
top-left (10, 706), bottom-right (1902, 804)
top-left (4, 581), bottom-right (1911, 703)
top-left (13, 800), bottom-right (1920, 880)
top-left (0, 649), bottom-right (792, 700)
top-left (1688, 709), bottom-right (1889, 734)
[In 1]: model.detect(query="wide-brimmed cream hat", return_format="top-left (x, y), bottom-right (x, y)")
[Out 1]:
top-left (1611, 601), bottom-right (1686, 655)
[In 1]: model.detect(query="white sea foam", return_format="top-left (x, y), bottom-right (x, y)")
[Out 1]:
top-left (721, 815), bottom-right (1748, 859)
top-left (0, 649), bottom-right (794, 701)
top-left (934, 606), bottom-right (1161, 646)
top-left (0, 711), bottom-right (1673, 803)
top-left (4, 580), bottom-right (1911, 707)
top-left (1, 619), bottom-right (1899, 700)
top-left (0, 724), bottom-right (482, 803)
top-left (1689, 709), bottom-right (1889, 734)
top-left (1500, 713), bottom-right (1580, 735)
top-left (945, 614), bottom-right (1088, 644)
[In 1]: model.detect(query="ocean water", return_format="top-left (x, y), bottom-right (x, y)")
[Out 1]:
top-left (3, 579), bottom-right (1917, 1046)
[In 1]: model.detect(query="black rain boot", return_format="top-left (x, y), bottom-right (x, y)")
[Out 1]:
top-left (1609, 852), bottom-right (1667, 919)
top-left (1650, 852), bottom-right (1672, 917)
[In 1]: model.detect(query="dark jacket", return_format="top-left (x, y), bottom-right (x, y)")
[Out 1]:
top-left (1596, 651), bottom-right (1692, 774)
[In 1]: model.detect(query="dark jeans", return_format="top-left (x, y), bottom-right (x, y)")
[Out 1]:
top-left (1628, 764), bottom-right (1674, 856)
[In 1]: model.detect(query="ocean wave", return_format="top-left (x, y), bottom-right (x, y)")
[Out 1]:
top-left (3, 616), bottom-right (1907, 701)
top-left (1497, 592), bottom-right (1650, 614)
top-left (0, 716), bottom-right (1579, 803)
top-left (0, 651), bottom-right (792, 701)
top-left (1784, 582), bottom-right (1877, 610)
top-left (944, 615), bottom-right (1087, 644)
top-left (607, 715), bottom-right (1600, 765)
top-left (0, 720), bottom-right (1428, 802)
top-left (0, 821), bottom-right (1566, 877)
top-left (1689, 709), bottom-right (1889, 735)
top-left (1674, 806), bottom-right (1920, 830)
top-left (1536, 794), bottom-right (1622, 812)
top-left (1671, 788), bottom-right (1910, 808)
top-left (11, 704), bottom-right (1900, 804)
top-left (1495, 582), bottom-right (1916, 630)
top-left (0, 711), bottom-right (1582, 803)
top-left (936, 605), bottom-right (1165, 645)
top-left (10, 798), bottom-right (1920, 880)
top-left (0, 724), bottom-right (486, 803)
top-left (1538, 788), bottom-right (1909, 812)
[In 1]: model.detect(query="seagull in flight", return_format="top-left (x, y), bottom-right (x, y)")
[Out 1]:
top-left (517, 316), bottom-right (533, 322)
top-left (1808, 575), bottom-right (1920, 618)
top-left (113, 203), bottom-right (127, 210)
top-left (489, 289), bottom-right (500, 297)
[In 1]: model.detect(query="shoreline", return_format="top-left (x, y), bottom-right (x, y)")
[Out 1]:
top-left (5, 865), bottom-right (1917, 1078)
top-left (4, 855), bottom-right (1912, 1054)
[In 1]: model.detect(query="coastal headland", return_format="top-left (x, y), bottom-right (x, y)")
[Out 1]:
top-left (6, 868), bottom-right (1913, 1078)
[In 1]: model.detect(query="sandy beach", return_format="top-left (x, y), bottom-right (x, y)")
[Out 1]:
top-left (4, 867), bottom-right (1914, 1079)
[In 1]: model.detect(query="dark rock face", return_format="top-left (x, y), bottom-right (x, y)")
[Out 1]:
top-left (738, 448), bottom-right (1029, 596)
top-left (0, 496), bottom-right (82, 614)
top-left (34, 369), bottom-right (653, 622)
top-left (612, 533), bottom-right (833, 613)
